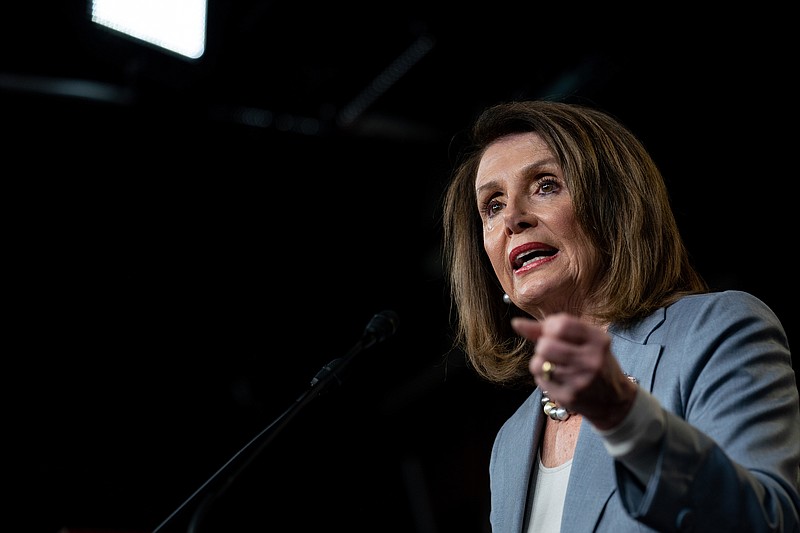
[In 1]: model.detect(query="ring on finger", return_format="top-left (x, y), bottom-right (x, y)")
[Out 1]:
top-left (542, 360), bottom-right (555, 382)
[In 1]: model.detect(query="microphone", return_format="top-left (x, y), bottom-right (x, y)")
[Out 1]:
top-left (310, 309), bottom-right (399, 388)
top-left (361, 309), bottom-right (400, 349)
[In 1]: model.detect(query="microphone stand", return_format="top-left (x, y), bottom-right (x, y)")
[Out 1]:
top-left (151, 310), bottom-right (399, 533)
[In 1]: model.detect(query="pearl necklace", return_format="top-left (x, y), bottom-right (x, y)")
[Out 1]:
top-left (541, 391), bottom-right (574, 421)
top-left (542, 374), bottom-right (639, 421)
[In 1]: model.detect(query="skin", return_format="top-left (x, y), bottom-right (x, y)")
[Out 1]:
top-left (475, 133), bottom-right (636, 464)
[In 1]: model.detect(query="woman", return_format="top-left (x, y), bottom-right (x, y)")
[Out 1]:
top-left (442, 100), bottom-right (800, 532)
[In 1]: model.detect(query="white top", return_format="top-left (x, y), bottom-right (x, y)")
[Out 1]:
top-left (526, 452), bottom-right (572, 533)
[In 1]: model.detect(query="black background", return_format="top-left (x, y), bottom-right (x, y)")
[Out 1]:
top-left (3, 3), bottom-right (797, 533)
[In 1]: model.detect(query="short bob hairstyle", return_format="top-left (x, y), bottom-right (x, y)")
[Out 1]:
top-left (442, 100), bottom-right (707, 386)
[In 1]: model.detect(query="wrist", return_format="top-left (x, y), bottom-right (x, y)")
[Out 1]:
top-left (588, 379), bottom-right (638, 431)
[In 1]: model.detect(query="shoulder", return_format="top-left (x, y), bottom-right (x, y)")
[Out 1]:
top-left (656, 290), bottom-right (788, 349)
top-left (671, 289), bottom-right (770, 308)
top-left (667, 290), bottom-right (781, 325)
top-left (613, 290), bottom-right (787, 347)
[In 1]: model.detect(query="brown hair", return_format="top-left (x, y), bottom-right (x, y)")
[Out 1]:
top-left (442, 100), bottom-right (707, 386)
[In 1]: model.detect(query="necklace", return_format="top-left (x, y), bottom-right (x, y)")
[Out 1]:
top-left (541, 373), bottom-right (639, 421)
top-left (541, 391), bottom-right (574, 421)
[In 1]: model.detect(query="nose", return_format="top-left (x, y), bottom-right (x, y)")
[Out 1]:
top-left (503, 197), bottom-right (535, 235)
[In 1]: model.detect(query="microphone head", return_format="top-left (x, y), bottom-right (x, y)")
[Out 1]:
top-left (363, 309), bottom-right (400, 344)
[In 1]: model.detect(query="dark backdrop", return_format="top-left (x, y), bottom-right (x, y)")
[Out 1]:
top-left (3, 3), bottom-right (796, 533)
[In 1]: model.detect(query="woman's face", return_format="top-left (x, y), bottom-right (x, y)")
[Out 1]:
top-left (475, 132), bottom-right (599, 318)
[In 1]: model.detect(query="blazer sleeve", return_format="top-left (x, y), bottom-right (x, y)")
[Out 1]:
top-left (615, 291), bottom-right (800, 533)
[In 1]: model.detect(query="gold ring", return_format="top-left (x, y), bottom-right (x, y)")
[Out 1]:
top-left (542, 360), bottom-right (555, 382)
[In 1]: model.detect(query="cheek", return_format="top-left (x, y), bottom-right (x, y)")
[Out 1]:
top-left (483, 228), bottom-right (507, 272)
top-left (562, 227), bottom-right (598, 272)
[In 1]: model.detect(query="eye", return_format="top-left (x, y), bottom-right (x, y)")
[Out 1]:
top-left (537, 177), bottom-right (560, 194)
top-left (481, 196), bottom-right (505, 219)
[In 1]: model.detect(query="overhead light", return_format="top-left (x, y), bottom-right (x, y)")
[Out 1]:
top-left (90, 0), bottom-right (207, 60)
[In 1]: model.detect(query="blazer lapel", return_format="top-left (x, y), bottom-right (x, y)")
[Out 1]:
top-left (610, 307), bottom-right (666, 392)
top-left (502, 391), bottom-right (547, 533)
top-left (565, 424), bottom-right (618, 530)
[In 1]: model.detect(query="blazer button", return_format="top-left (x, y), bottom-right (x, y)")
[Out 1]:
top-left (676, 508), bottom-right (695, 531)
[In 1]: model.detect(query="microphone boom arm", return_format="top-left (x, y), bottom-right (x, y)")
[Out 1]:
top-left (151, 310), bottom-right (399, 533)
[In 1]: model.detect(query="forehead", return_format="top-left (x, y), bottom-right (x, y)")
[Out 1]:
top-left (476, 132), bottom-right (552, 185)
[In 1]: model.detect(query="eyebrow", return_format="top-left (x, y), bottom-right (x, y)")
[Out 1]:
top-left (475, 158), bottom-right (560, 196)
top-left (475, 179), bottom-right (502, 196)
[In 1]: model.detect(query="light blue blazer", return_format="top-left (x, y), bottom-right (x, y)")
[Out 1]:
top-left (489, 291), bottom-right (800, 532)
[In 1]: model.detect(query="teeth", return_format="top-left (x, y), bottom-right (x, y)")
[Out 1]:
top-left (514, 250), bottom-right (555, 269)
top-left (517, 251), bottom-right (541, 263)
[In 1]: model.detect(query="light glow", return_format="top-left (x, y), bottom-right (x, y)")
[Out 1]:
top-left (91, 0), bottom-right (207, 60)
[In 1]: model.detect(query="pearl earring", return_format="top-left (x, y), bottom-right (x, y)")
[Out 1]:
top-left (502, 293), bottom-right (512, 304)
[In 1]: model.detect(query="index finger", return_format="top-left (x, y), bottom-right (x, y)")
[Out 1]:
top-left (510, 317), bottom-right (542, 342)
top-left (540, 313), bottom-right (597, 344)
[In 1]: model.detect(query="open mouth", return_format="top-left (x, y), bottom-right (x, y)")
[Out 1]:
top-left (512, 248), bottom-right (557, 270)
